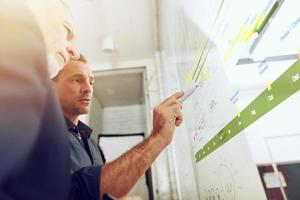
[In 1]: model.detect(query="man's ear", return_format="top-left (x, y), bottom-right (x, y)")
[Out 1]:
top-left (51, 69), bottom-right (62, 83)
top-left (51, 75), bottom-right (60, 93)
top-left (52, 76), bottom-right (59, 83)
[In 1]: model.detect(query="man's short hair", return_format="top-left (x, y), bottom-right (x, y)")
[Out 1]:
top-left (76, 54), bottom-right (87, 63)
top-left (52, 54), bottom-right (88, 81)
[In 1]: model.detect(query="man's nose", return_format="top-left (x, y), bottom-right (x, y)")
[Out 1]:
top-left (81, 83), bottom-right (92, 95)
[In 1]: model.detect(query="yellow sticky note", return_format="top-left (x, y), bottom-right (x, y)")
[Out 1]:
top-left (240, 25), bottom-right (250, 43)
top-left (245, 14), bottom-right (263, 43)
top-left (224, 25), bottom-right (245, 61)
top-left (184, 70), bottom-right (194, 84)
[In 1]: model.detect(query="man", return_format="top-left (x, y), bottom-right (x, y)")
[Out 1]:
top-left (53, 55), bottom-right (105, 174)
top-left (0, 1), bottom-right (70, 199)
top-left (52, 55), bottom-right (184, 199)
top-left (0, 1), bottom-right (110, 200)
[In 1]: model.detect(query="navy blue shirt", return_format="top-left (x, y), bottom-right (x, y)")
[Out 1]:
top-left (65, 117), bottom-right (105, 173)
top-left (70, 166), bottom-right (102, 200)
top-left (66, 118), bottom-right (106, 200)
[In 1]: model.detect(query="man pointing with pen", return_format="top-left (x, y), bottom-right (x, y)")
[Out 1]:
top-left (0, 0), bottom-right (185, 199)
top-left (27, 0), bottom-right (185, 198)
top-left (51, 56), bottom-right (184, 199)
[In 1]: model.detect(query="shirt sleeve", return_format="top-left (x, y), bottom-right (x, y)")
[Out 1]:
top-left (70, 165), bottom-right (101, 200)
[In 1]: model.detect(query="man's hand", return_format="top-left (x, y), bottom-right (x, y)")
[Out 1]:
top-left (151, 91), bottom-right (184, 145)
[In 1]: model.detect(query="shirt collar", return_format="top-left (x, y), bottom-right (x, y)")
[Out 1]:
top-left (64, 117), bottom-right (93, 139)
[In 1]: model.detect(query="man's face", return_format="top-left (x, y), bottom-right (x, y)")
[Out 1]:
top-left (52, 60), bottom-right (94, 117)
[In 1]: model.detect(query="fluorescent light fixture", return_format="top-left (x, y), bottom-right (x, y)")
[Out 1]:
top-left (102, 35), bottom-right (115, 54)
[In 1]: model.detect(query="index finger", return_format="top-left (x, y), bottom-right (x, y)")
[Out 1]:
top-left (162, 91), bottom-right (184, 105)
top-left (172, 91), bottom-right (184, 99)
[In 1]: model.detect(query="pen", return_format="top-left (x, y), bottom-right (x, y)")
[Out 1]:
top-left (178, 82), bottom-right (199, 103)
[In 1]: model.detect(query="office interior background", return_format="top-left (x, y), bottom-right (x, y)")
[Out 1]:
top-left (69, 0), bottom-right (300, 199)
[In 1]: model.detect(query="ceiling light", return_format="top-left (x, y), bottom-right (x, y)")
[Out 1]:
top-left (102, 35), bottom-right (115, 54)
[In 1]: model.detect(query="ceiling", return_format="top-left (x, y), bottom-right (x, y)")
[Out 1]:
top-left (69, 0), bottom-right (157, 66)
top-left (93, 69), bottom-right (145, 107)
top-left (68, 0), bottom-right (156, 107)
